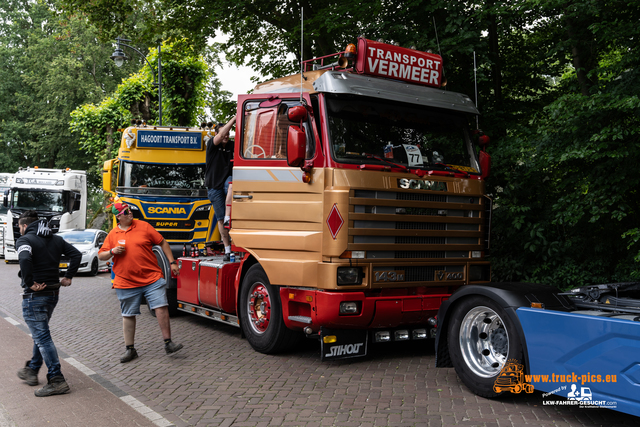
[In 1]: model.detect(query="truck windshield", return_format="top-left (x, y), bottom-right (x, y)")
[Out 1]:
top-left (326, 95), bottom-right (479, 173)
top-left (11, 189), bottom-right (65, 212)
top-left (119, 162), bottom-right (207, 196)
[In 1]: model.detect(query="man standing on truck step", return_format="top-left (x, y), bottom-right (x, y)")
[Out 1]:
top-left (205, 115), bottom-right (236, 261)
top-left (98, 200), bottom-right (183, 363)
top-left (16, 210), bottom-right (81, 397)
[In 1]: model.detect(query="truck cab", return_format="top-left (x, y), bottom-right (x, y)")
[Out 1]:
top-left (3, 168), bottom-right (86, 261)
top-left (177, 38), bottom-right (492, 360)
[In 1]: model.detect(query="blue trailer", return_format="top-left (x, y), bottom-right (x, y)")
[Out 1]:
top-left (435, 282), bottom-right (640, 417)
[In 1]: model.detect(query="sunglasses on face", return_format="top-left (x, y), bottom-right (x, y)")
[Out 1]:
top-left (117, 209), bottom-right (131, 217)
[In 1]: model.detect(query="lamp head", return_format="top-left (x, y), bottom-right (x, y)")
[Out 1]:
top-left (110, 47), bottom-right (127, 67)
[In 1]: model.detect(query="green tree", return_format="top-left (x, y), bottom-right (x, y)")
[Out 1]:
top-left (0, 0), bottom-right (131, 184)
top-left (70, 39), bottom-right (216, 174)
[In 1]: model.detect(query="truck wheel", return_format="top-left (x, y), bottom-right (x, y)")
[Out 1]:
top-left (447, 296), bottom-right (524, 398)
top-left (240, 264), bottom-right (298, 354)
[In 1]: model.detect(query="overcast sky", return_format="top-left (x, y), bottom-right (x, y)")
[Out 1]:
top-left (211, 34), bottom-right (258, 99)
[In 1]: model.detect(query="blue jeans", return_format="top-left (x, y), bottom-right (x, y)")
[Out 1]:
top-left (207, 175), bottom-right (232, 222)
top-left (22, 294), bottom-right (62, 379)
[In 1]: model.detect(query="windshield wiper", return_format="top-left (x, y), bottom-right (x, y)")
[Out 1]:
top-left (433, 162), bottom-right (470, 177)
top-left (360, 153), bottom-right (431, 178)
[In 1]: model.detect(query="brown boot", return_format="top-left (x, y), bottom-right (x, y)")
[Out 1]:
top-left (34, 375), bottom-right (70, 397)
top-left (17, 361), bottom-right (39, 386)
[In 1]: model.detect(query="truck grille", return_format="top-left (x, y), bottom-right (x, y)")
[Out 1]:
top-left (349, 189), bottom-right (486, 261)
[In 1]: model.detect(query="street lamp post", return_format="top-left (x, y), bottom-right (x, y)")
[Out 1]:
top-left (110, 37), bottom-right (163, 126)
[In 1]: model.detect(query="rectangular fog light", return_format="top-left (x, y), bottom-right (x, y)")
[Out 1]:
top-left (471, 250), bottom-right (482, 258)
top-left (375, 331), bottom-right (391, 342)
top-left (412, 329), bottom-right (427, 340)
top-left (394, 330), bottom-right (409, 341)
top-left (339, 302), bottom-right (360, 315)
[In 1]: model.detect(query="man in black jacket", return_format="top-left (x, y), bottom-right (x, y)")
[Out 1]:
top-left (16, 210), bottom-right (81, 397)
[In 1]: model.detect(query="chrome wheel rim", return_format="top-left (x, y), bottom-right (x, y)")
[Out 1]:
top-left (246, 282), bottom-right (271, 334)
top-left (459, 306), bottom-right (508, 378)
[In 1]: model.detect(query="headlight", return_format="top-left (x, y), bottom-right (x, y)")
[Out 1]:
top-left (337, 267), bottom-right (363, 285)
top-left (195, 205), bottom-right (211, 212)
top-left (51, 215), bottom-right (62, 221)
top-left (81, 250), bottom-right (89, 255)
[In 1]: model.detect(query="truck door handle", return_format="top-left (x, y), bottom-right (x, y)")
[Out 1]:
top-left (233, 195), bottom-right (253, 199)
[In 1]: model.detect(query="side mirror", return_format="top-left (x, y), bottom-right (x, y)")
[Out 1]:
top-left (287, 126), bottom-right (306, 167)
top-left (288, 105), bottom-right (307, 122)
top-left (479, 151), bottom-right (491, 180)
top-left (3, 189), bottom-right (8, 208)
top-left (103, 159), bottom-right (115, 193)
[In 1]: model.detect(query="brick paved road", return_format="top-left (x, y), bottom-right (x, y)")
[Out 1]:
top-left (0, 262), bottom-right (637, 426)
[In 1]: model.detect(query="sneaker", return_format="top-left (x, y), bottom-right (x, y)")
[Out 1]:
top-left (34, 376), bottom-right (69, 397)
top-left (120, 348), bottom-right (138, 363)
top-left (165, 341), bottom-right (184, 355)
top-left (223, 253), bottom-right (230, 262)
top-left (17, 361), bottom-right (38, 386)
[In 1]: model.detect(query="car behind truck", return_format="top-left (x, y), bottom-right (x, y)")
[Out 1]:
top-left (174, 37), bottom-right (492, 360)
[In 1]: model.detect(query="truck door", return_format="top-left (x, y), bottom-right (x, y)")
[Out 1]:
top-left (231, 94), bottom-right (324, 288)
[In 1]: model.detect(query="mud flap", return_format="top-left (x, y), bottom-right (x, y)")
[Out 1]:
top-left (320, 328), bottom-right (368, 361)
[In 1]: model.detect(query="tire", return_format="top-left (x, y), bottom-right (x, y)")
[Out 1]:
top-left (90, 257), bottom-right (99, 276)
top-left (151, 245), bottom-right (179, 317)
top-left (239, 264), bottom-right (298, 354)
top-left (447, 296), bottom-right (524, 398)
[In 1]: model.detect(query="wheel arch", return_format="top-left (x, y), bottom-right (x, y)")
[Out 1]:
top-left (152, 245), bottom-right (175, 289)
top-left (235, 254), bottom-right (260, 317)
top-left (435, 282), bottom-right (569, 373)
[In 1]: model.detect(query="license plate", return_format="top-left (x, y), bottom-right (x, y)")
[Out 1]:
top-left (59, 263), bottom-right (68, 268)
top-left (320, 328), bottom-right (368, 361)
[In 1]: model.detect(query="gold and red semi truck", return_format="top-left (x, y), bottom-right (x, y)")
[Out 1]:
top-left (176, 38), bottom-right (492, 360)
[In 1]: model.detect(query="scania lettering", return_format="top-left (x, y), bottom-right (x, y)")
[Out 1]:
top-left (174, 37), bottom-right (492, 361)
top-left (3, 168), bottom-right (87, 261)
top-left (102, 124), bottom-right (221, 313)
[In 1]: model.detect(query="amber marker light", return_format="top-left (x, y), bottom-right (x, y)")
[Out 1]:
top-left (344, 43), bottom-right (357, 59)
top-left (531, 302), bottom-right (545, 309)
top-left (323, 335), bottom-right (337, 344)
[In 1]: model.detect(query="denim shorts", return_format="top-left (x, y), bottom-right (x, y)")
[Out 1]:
top-left (207, 175), bottom-right (232, 222)
top-left (116, 278), bottom-right (168, 316)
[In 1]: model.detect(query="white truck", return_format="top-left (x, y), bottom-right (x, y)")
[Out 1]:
top-left (3, 167), bottom-right (87, 262)
top-left (0, 173), bottom-right (14, 258)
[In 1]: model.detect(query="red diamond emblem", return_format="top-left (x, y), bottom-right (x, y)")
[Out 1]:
top-left (326, 204), bottom-right (344, 240)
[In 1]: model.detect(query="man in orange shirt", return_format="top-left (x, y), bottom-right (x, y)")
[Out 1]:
top-left (99, 201), bottom-right (183, 363)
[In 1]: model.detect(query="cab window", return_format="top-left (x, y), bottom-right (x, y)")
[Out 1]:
top-left (242, 100), bottom-right (315, 160)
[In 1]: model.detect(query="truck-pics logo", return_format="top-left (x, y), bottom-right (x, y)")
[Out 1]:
top-left (494, 360), bottom-right (534, 394)
top-left (398, 178), bottom-right (447, 191)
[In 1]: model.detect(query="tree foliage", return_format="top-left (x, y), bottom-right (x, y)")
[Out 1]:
top-left (70, 39), bottom-right (213, 176)
top-left (0, 0), bottom-right (131, 184)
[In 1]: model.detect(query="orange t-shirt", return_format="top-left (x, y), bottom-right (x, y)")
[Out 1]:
top-left (99, 219), bottom-right (164, 289)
